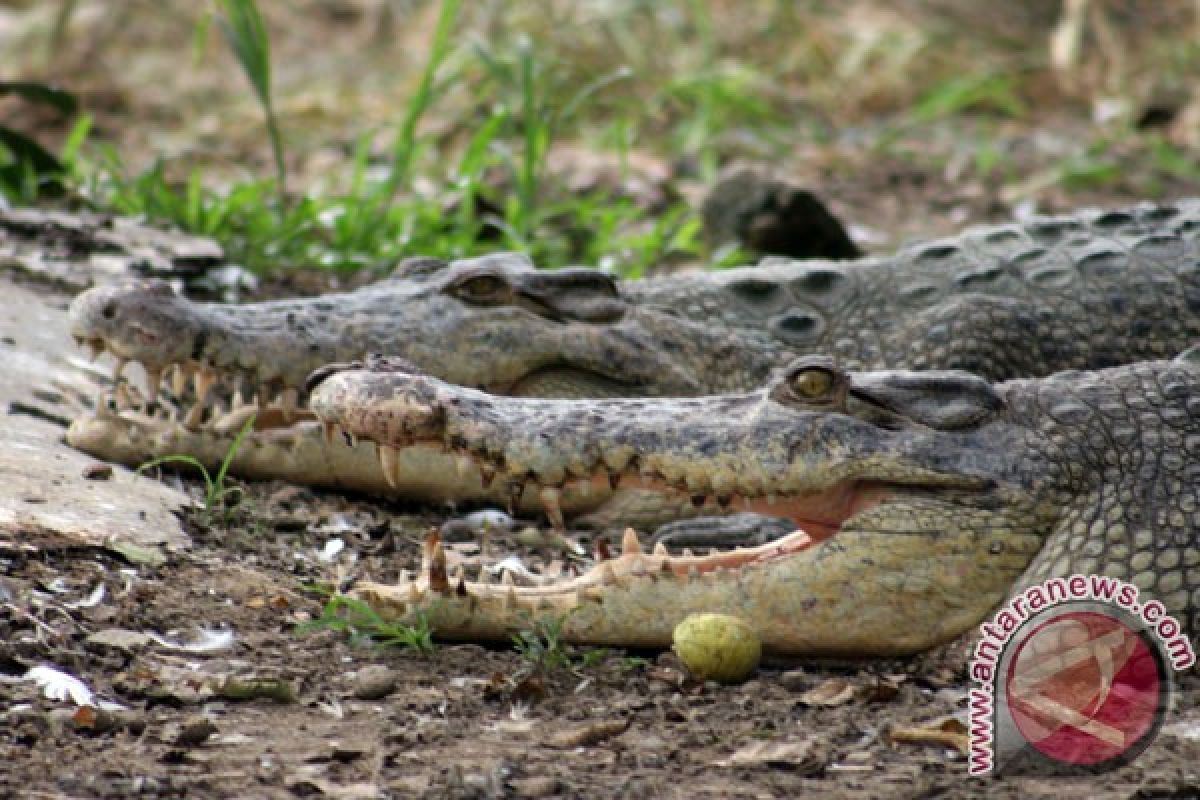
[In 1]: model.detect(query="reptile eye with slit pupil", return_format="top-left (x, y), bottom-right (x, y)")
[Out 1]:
top-left (791, 367), bottom-right (834, 400)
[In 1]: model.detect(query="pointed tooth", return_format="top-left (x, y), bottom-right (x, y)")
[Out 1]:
top-left (621, 528), bottom-right (642, 556)
top-left (279, 387), bottom-right (299, 422)
top-left (232, 388), bottom-right (246, 409)
top-left (455, 455), bottom-right (473, 479)
top-left (112, 357), bottom-right (128, 384)
top-left (378, 444), bottom-right (400, 488)
top-left (171, 364), bottom-right (191, 396)
top-left (506, 482), bottom-right (523, 514)
top-left (682, 549), bottom-right (695, 558)
top-left (539, 486), bottom-right (565, 531)
top-left (184, 367), bottom-right (217, 428)
top-left (428, 539), bottom-right (448, 592)
top-left (144, 366), bottom-right (163, 406)
top-left (322, 421), bottom-right (336, 446)
top-left (653, 542), bottom-right (668, 556)
top-left (114, 382), bottom-right (132, 410)
top-left (193, 367), bottom-right (216, 401)
top-left (501, 570), bottom-right (515, 586)
top-left (95, 392), bottom-right (113, 418)
top-left (479, 463), bottom-right (496, 488)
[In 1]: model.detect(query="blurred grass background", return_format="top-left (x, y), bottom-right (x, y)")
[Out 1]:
top-left (2, 0), bottom-right (1199, 276)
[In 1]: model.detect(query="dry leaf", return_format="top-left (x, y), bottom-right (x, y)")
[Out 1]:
top-left (796, 678), bottom-right (857, 707)
top-left (544, 717), bottom-right (630, 748)
top-left (715, 738), bottom-right (828, 773)
top-left (889, 716), bottom-right (970, 755)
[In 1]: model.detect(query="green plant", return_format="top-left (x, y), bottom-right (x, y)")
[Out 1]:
top-left (381, 0), bottom-right (462, 200)
top-left (512, 613), bottom-right (577, 672)
top-left (0, 81), bottom-right (79, 202)
top-left (137, 413), bottom-right (256, 520)
top-left (301, 594), bottom-right (435, 653)
top-left (908, 72), bottom-right (1026, 124)
top-left (214, 0), bottom-right (287, 202)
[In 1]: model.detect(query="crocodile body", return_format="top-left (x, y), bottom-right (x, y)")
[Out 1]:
top-left (306, 352), bottom-right (1200, 657)
top-left (67, 200), bottom-right (1200, 520)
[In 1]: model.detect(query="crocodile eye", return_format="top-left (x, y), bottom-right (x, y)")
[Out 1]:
top-left (790, 367), bottom-right (835, 400)
top-left (451, 273), bottom-right (508, 304)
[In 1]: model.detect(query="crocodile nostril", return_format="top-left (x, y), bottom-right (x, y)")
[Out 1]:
top-left (101, 302), bottom-right (117, 320)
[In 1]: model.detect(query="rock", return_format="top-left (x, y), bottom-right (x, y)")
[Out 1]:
top-left (702, 168), bottom-right (860, 260)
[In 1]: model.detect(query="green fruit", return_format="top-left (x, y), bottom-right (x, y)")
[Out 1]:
top-left (672, 613), bottom-right (762, 684)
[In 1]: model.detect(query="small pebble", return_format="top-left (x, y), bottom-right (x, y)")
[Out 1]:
top-left (353, 665), bottom-right (398, 700)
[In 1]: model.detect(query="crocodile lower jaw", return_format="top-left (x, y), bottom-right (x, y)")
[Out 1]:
top-left (353, 523), bottom-right (1037, 656)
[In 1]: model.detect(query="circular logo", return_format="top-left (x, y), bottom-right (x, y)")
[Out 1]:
top-left (1003, 609), bottom-right (1170, 769)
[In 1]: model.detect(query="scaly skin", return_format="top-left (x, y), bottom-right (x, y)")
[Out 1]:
top-left (307, 352), bottom-right (1200, 655)
top-left (67, 201), bottom-right (1200, 516)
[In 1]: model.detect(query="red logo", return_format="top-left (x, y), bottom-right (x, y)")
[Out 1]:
top-left (1003, 610), bottom-right (1167, 767)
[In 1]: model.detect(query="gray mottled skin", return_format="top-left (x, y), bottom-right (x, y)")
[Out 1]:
top-left (310, 352), bottom-right (1200, 645)
top-left (70, 200), bottom-right (1200, 403)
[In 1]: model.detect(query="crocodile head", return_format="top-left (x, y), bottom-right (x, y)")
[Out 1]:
top-left (306, 355), bottom-right (1079, 654)
top-left (307, 354), bottom-right (1200, 655)
top-left (68, 253), bottom-right (706, 433)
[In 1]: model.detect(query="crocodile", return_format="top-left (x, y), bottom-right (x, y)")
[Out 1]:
top-left (66, 200), bottom-right (1200, 522)
top-left (304, 352), bottom-right (1200, 657)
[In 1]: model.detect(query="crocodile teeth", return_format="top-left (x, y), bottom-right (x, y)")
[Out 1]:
top-left (144, 366), bottom-right (163, 406)
top-left (184, 367), bottom-right (218, 429)
top-left (169, 364), bottom-right (188, 397)
top-left (479, 463), bottom-right (496, 488)
top-left (114, 381), bottom-right (133, 410)
top-left (112, 357), bottom-right (128, 385)
top-left (321, 421), bottom-right (336, 446)
top-left (378, 444), bottom-right (401, 488)
top-left (539, 486), bottom-right (565, 530)
top-left (279, 388), bottom-right (299, 422)
top-left (455, 455), bottom-right (473, 479)
top-left (652, 542), bottom-right (668, 556)
top-left (621, 527), bottom-right (642, 556)
top-left (95, 392), bottom-right (114, 418)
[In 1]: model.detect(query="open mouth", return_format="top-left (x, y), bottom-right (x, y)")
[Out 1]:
top-left (73, 334), bottom-right (309, 432)
top-left (408, 523), bottom-right (821, 599)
